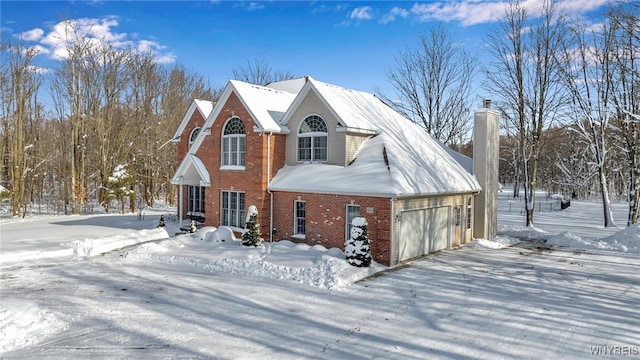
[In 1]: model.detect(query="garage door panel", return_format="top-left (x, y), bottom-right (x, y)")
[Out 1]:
top-left (399, 206), bottom-right (450, 262)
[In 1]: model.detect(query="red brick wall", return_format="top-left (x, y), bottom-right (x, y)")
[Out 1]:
top-left (272, 192), bottom-right (392, 266)
top-left (189, 92), bottom-right (285, 236)
top-left (177, 109), bottom-right (207, 164)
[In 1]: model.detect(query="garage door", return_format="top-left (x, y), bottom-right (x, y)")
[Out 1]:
top-left (399, 206), bottom-right (451, 261)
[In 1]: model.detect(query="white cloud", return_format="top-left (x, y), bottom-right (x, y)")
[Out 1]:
top-left (350, 6), bottom-right (373, 21)
top-left (17, 28), bottom-right (44, 41)
top-left (381, 7), bottom-right (409, 24)
top-left (22, 17), bottom-right (174, 64)
top-left (411, 2), bottom-right (504, 26)
top-left (410, 0), bottom-right (609, 26)
top-left (247, 2), bottom-right (265, 11)
top-left (27, 65), bottom-right (51, 75)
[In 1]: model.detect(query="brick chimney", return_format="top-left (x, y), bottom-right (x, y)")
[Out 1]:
top-left (473, 100), bottom-right (500, 239)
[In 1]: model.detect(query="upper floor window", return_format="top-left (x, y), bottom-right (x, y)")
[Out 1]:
top-left (222, 117), bottom-right (245, 167)
top-left (297, 115), bottom-right (327, 162)
top-left (189, 127), bottom-right (201, 149)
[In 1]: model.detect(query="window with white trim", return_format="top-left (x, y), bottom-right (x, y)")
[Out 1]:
top-left (189, 127), bottom-right (201, 149)
top-left (221, 190), bottom-right (245, 228)
top-left (222, 117), bottom-right (245, 167)
top-left (346, 205), bottom-right (360, 240)
top-left (297, 115), bottom-right (327, 162)
top-left (454, 206), bottom-right (461, 227)
top-left (187, 186), bottom-right (205, 215)
top-left (466, 197), bottom-right (472, 230)
top-left (294, 200), bottom-right (306, 235)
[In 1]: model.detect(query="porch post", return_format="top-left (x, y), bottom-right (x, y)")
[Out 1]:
top-left (179, 180), bottom-right (184, 228)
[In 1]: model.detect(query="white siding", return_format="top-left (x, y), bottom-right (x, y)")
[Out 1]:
top-left (285, 90), bottom-right (346, 166)
top-left (345, 134), bottom-right (369, 164)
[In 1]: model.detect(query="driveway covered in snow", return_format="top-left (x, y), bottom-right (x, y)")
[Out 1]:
top-left (2, 239), bottom-right (638, 359)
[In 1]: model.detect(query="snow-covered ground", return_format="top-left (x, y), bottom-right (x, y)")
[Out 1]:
top-left (1, 192), bottom-right (639, 359)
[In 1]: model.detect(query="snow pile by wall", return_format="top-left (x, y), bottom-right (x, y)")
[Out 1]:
top-left (469, 236), bottom-right (520, 249)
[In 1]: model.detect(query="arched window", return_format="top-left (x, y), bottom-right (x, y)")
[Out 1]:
top-left (189, 127), bottom-right (201, 149)
top-left (222, 117), bottom-right (245, 167)
top-left (297, 115), bottom-right (328, 162)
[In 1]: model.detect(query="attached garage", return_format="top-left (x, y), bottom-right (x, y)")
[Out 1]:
top-left (398, 206), bottom-right (451, 262)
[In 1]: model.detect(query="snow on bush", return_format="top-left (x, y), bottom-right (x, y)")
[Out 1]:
top-left (242, 205), bottom-right (263, 247)
top-left (344, 217), bottom-right (372, 267)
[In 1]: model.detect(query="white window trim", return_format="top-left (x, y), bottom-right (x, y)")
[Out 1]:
top-left (220, 190), bottom-right (245, 228)
top-left (294, 200), bottom-right (306, 237)
top-left (345, 204), bottom-right (361, 241)
top-left (466, 197), bottom-right (473, 230)
top-left (221, 117), bottom-right (246, 169)
top-left (296, 114), bottom-right (328, 163)
top-left (187, 185), bottom-right (205, 214)
top-left (189, 127), bottom-right (201, 149)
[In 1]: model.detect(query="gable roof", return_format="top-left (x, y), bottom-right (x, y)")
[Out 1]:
top-left (270, 77), bottom-right (481, 197)
top-left (170, 154), bottom-right (210, 186)
top-left (171, 99), bottom-right (214, 143)
top-left (188, 80), bottom-right (297, 154)
top-left (171, 80), bottom-right (297, 186)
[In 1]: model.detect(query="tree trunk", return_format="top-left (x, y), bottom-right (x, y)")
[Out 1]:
top-left (598, 168), bottom-right (616, 227)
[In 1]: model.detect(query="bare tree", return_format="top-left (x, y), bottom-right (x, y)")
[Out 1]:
top-left (0, 39), bottom-right (44, 217)
top-left (383, 24), bottom-right (477, 145)
top-left (485, 0), bottom-right (567, 226)
top-left (558, 19), bottom-right (617, 227)
top-left (49, 20), bottom-right (95, 215)
top-left (608, 4), bottom-right (640, 225)
top-left (231, 58), bottom-right (295, 86)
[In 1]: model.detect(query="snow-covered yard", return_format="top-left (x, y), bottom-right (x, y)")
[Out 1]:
top-left (1, 192), bottom-right (639, 359)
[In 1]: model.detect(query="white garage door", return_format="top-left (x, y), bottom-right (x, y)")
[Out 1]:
top-left (399, 206), bottom-right (451, 262)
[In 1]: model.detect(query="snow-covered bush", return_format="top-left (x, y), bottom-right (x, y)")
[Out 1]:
top-left (242, 205), bottom-right (262, 247)
top-left (188, 220), bottom-right (197, 233)
top-left (103, 164), bottom-right (137, 214)
top-left (345, 217), bottom-right (372, 267)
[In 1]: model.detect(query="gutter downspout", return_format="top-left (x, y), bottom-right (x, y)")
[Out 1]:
top-left (178, 178), bottom-right (184, 228)
top-left (267, 132), bottom-right (273, 242)
top-left (390, 197), bottom-right (396, 266)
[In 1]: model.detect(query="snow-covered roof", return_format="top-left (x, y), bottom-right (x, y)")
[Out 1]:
top-left (170, 154), bottom-right (210, 186)
top-left (173, 76), bottom-right (480, 197)
top-left (270, 132), bottom-right (481, 197)
top-left (228, 80), bottom-right (297, 133)
top-left (271, 77), bottom-right (481, 197)
top-left (265, 77), bottom-right (307, 94)
top-left (171, 99), bottom-right (214, 143)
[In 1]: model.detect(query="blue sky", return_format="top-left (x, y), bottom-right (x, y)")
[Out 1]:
top-left (2, 0), bottom-right (610, 103)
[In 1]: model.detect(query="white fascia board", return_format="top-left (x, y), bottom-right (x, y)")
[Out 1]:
top-left (335, 126), bottom-right (377, 135)
top-left (279, 78), bottom-right (344, 128)
top-left (188, 83), bottom-right (235, 154)
top-left (171, 99), bottom-right (214, 142)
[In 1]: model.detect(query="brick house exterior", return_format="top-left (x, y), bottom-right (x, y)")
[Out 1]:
top-left (172, 77), bottom-right (499, 267)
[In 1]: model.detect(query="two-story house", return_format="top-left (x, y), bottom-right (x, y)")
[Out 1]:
top-left (171, 76), bottom-right (499, 267)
